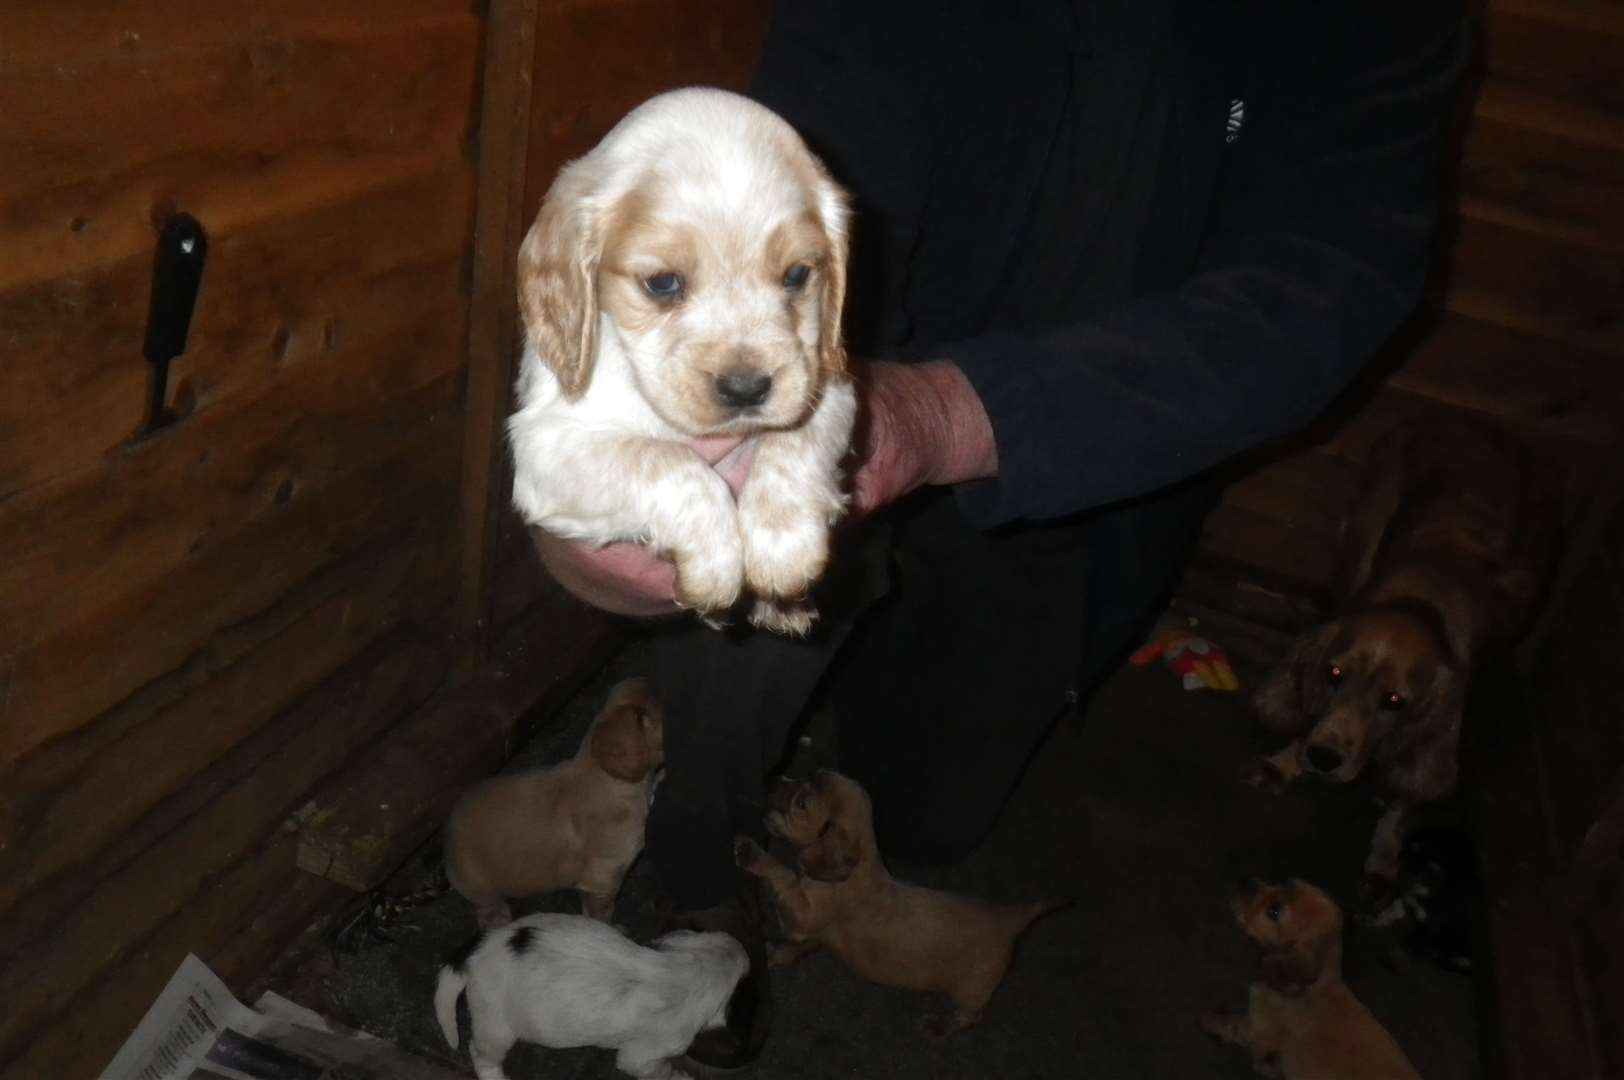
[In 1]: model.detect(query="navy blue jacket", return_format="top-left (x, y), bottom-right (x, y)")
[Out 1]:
top-left (750, 1), bottom-right (1470, 529)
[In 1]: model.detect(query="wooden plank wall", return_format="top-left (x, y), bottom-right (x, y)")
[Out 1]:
top-left (1474, 475), bottom-right (1624, 1080)
top-left (0, 2), bottom-right (773, 1076)
top-left (0, 4), bottom-right (483, 1076)
top-left (1190, 0), bottom-right (1624, 624)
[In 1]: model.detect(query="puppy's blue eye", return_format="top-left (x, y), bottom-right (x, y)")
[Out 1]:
top-left (782, 263), bottom-right (811, 290)
top-left (1327, 664), bottom-right (1343, 687)
top-left (643, 272), bottom-right (684, 300)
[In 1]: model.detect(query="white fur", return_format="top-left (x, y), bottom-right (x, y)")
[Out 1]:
top-left (507, 88), bottom-right (857, 635)
top-left (435, 913), bottom-right (748, 1080)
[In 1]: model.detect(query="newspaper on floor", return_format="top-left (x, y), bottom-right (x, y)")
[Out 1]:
top-left (100, 953), bottom-right (463, 1080)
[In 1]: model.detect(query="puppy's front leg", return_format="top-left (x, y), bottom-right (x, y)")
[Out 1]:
top-left (1240, 743), bottom-right (1304, 793)
top-left (1360, 802), bottom-right (1412, 913)
top-left (735, 836), bottom-right (818, 932)
top-left (513, 431), bottom-right (744, 615)
top-left (1199, 1010), bottom-right (1253, 1048)
top-left (739, 381), bottom-right (857, 635)
top-left (767, 938), bottom-right (822, 969)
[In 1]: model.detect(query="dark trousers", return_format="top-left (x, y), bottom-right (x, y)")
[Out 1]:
top-left (644, 479), bottom-right (1218, 908)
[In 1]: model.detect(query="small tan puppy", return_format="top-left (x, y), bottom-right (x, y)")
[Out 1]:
top-left (735, 770), bottom-right (1061, 1036)
top-left (444, 678), bottom-right (664, 928)
top-left (1202, 878), bottom-right (1422, 1080)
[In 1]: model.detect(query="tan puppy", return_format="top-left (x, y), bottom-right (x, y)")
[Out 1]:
top-left (1202, 879), bottom-right (1422, 1079)
top-left (445, 678), bottom-right (664, 928)
top-left (735, 770), bottom-right (1061, 1036)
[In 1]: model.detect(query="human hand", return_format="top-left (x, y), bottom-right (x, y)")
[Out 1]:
top-left (847, 359), bottom-right (998, 515)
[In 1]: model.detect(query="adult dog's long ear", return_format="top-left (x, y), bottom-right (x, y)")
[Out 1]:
top-left (517, 158), bottom-right (603, 401)
top-left (797, 822), bottom-right (861, 883)
top-left (1252, 623), bottom-right (1337, 736)
top-left (810, 163), bottom-right (851, 381)
top-left (1381, 662), bottom-right (1465, 802)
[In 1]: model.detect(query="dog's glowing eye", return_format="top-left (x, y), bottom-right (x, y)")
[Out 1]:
top-left (642, 271), bottom-right (684, 301)
top-left (1327, 664), bottom-right (1343, 686)
top-left (782, 263), bottom-right (811, 290)
top-left (1266, 902), bottom-right (1283, 922)
top-left (1381, 692), bottom-right (1406, 712)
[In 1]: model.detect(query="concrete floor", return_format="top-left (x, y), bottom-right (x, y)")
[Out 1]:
top-left (271, 635), bottom-right (1480, 1079)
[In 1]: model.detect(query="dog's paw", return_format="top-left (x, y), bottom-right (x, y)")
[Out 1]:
top-left (734, 835), bottom-right (767, 870)
top-left (921, 1010), bottom-right (976, 1040)
top-left (1238, 757), bottom-right (1287, 793)
top-left (1199, 1010), bottom-right (1246, 1045)
top-left (748, 597), bottom-right (817, 637)
top-left (671, 539), bottom-right (744, 617)
top-left (739, 490), bottom-right (830, 602)
top-left (1356, 873), bottom-right (1401, 923)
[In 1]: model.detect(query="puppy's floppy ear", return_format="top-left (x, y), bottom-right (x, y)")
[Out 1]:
top-left (517, 158), bottom-right (603, 401)
top-left (589, 703), bottom-right (653, 782)
top-left (1252, 623), bottom-right (1336, 735)
top-left (1259, 883), bottom-right (1342, 994)
top-left (810, 164), bottom-right (851, 380)
top-left (797, 822), bottom-right (861, 883)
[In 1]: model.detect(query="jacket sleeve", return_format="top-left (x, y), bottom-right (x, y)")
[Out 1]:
top-left (948, 5), bottom-right (1470, 527)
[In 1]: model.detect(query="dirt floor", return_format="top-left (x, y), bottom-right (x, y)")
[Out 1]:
top-left (269, 630), bottom-right (1481, 1079)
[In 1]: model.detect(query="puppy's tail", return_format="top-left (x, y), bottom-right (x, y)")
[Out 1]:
top-left (434, 964), bottom-right (467, 1049)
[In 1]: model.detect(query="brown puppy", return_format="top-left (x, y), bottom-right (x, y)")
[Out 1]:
top-left (1203, 879), bottom-right (1421, 1079)
top-left (444, 678), bottom-right (663, 927)
top-left (735, 770), bottom-right (1061, 1036)
top-left (1246, 421), bottom-right (1557, 902)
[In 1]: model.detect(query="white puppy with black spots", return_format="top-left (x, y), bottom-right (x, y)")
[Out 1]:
top-left (435, 912), bottom-right (747, 1080)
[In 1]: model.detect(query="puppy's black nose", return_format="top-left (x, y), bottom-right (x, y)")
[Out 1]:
top-left (715, 370), bottom-right (772, 408)
top-left (1306, 745), bottom-right (1344, 774)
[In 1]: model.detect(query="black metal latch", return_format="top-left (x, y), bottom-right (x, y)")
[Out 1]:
top-left (142, 212), bottom-right (208, 433)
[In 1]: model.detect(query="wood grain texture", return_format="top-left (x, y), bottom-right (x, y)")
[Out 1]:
top-left (0, 631), bottom-right (445, 1065)
top-left (455, 0), bottom-right (539, 643)
top-left (0, 18), bottom-right (480, 293)
top-left (1482, 10), bottom-right (1624, 121)
top-left (0, 522), bottom-right (451, 930)
top-left (0, 359), bottom-right (465, 761)
top-left (523, 0), bottom-right (770, 215)
top-left (2, 0), bottom-right (470, 67)
top-left (1459, 114), bottom-right (1624, 250)
top-left (0, 167), bottom-right (472, 498)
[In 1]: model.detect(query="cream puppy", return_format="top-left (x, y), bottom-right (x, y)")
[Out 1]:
top-left (443, 677), bottom-right (663, 927)
top-left (507, 87), bottom-right (857, 635)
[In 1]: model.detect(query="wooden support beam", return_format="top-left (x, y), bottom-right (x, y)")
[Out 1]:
top-left (454, 0), bottom-right (540, 648)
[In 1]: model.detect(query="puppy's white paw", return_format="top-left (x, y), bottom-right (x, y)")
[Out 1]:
top-left (739, 490), bottom-right (830, 602)
top-left (672, 544), bottom-right (744, 617)
top-left (749, 598), bottom-right (816, 637)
